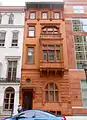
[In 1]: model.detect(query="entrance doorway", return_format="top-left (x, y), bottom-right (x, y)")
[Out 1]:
top-left (23, 90), bottom-right (33, 110)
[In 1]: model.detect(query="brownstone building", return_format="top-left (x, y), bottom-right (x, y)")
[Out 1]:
top-left (21, 0), bottom-right (87, 116)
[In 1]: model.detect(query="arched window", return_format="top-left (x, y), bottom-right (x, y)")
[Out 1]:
top-left (4, 87), bottom-right (15, 111)
top-left (8, 14), bottom-right (14, 24)
top-left (42, 26), bottom-right (59, 35)
top-left (0, 13), bottom-right (2, 24)
top-left (45, 83), bottom-right (58, 102)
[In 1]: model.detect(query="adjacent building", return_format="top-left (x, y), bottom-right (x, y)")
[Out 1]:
top-left (0, 6), bottom-right (24, 116)
top-left (64, 0), bottom-right (87, 115)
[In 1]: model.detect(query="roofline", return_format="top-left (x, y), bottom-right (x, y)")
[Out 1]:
top-left (25, 2), bottom-right (64, 9)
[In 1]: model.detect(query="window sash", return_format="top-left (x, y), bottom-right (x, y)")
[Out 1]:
top-left (41, 12), bottom-right (48, 19)
top-left (27, 48), bottom-right (34, 63)
top-left (4, 92), bottom-right (14, 110)
top-left (54, 12), bottom-right (60, 19)
top-left (74, 35), bottom-right (87, 69)
top-left (30, 12), bottom-right (36, 19)
top-left (28, 27), bottom-right (35, 37)
top-left (7, 61), bottom-right (17, 81)
top-left (42, 45), bottom-right (61, 62)
top-left (45, 83), bottom-right (58, 102)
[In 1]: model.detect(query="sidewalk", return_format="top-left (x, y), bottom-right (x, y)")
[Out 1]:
top-left (66, 116), bottom-right (87, 120)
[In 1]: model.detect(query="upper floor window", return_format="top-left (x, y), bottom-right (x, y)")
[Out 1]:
top-left (72, 19), bottom-right (87, 32)
top-left (0, 31), bottom-right (6, 46)
top-left (4, 87), bottom-right (14, 111)
top-left (41, 12), bottom-right (48, 19)
top-left (74, 35), bottom-right (87, 69)
top-left (8, 14), bottom-right (14, 24)
top-left (0, 13), bottom-right (2, 24)
top-left (11, 31), bottom-right (19, 46)
top-left (54, 12), bottom-right (60, 19)
top-left (42, 45), bottom-right (61, 62)
top-left (45, 83), bottom-right (58, 102)
top-left (29, 12), bottom-right (36, 19)
top-left (73, 6), bottom-right (84, 13)
top-left (27, 47), bottom-right (34, 64)
top-left (7, 61), bottom-right (17, 81)
top-left (28, 26), bottom-right (35, 37)
top-left (42, 26), bottom-right (59, 35)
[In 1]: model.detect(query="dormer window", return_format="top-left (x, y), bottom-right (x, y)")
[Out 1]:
top-left (42, 26), bottom-right (59, 35)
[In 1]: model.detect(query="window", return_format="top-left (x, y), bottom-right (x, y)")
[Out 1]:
top-left (11, 31), bottom-right (19, 46)
top-left (72, 19), bottom-right (87, 32)
top-left (4, 87), bottom-right (14, 111)
top-left (0, 13), bottom-right (2, 24)
top-left (73, 6), bottom-right (84, 13)
top-left (74, 36), bottom-right (87, 69)
top-left (45, 83), bottom-right (58, 102)
top-left (30, 12), bottom-right (36, 19)
top-left (54, 12), bottom-right (60, 19)
top-left (41, 12), bottom-right (48, 19)
top-left (28, 26), bottom-right (35, 37)
top-left (7, 61), bottom-right (17, 81)
top-left (27, 47), bottom-right (34, 63)
top-left (81, 80), bottom-right (87, 107)
top-left (42, 45), bottom-right (61, 62)
top-left (8, 14), bottom-right (14, 24)
top-left (42, 26), bottom-right (59, 35)
top-left (0, 31), bottom-right (6, 46)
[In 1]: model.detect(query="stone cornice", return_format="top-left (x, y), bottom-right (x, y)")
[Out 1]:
top-left (0, 25), bottom-right (24, 28)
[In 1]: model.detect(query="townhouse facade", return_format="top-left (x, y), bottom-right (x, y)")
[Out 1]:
top-left (0, 6), bottom-right (24, 116)
top-left (20, 0), bottom-right (87, 116)
top-left (21, 2), bottom-right (72, 116)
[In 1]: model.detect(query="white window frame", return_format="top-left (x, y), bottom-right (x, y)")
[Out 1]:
top-left (73, 6), bottom-right (84, 13)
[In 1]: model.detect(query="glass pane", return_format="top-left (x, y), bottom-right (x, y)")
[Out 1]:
top-left (6, 93), bottom-right (9, 98)
top-left (48, 45), bottom-right (55, 50)
top-left (4, 99), bottom-right (9, 103)
top-left (56, 50), bottom-right (60, 60)
top-left (77, 61), bottom-right (85, 69)
top-left (11, 94), bottom-right (14, 98)
top-left (50, 91), bottom-right (54, 102)
top-left (43, 51), bottom-right (47, 61)
top-left (84, 36), bottom-right (87, 43)
top-left (29, 31), bottom-right (34, 37)
top-left (76, 52), bottom-right (85, 60)
top-left (45, 91), bottom-right (48, 101)
top-left (74, 36), bottom-right (83, 43)
top-left (30, 12), bottom-right (35, 19)
top-left (50, 83), bottom-right (54, 91)
top-left (55, 91), bottom-right (58, 101)
top-left (28, 56), bottom-right (34, 63)
top-left (75, 45), bottom-right (84, 51)
top-left (42, 12), bottom-right (47, 19)
top-left (48, 50), bottom-right (55, 61)
top-left (54, 12), bottom-right (60, 19)
top-left (5, 104), bottom-right (8, 109)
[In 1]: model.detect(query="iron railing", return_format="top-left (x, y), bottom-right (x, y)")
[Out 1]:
top-left (0, 78), bottom-right (20, 83)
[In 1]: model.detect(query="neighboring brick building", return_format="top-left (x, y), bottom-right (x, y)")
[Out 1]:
top-left (64, 0), bottom-right (87, 115)
top-left (21, 2), bottom-right (72, 116)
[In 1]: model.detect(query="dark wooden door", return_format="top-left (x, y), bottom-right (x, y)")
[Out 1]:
top-left (23, 91), bottom-right (33, 110)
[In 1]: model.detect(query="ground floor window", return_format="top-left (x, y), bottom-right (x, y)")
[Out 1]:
top-left (45, 83), bottom-right (59, 102)
top-left (81, 80), bottom-right (87, 106)
top-left (4, 87), bottom-right (15, 111)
